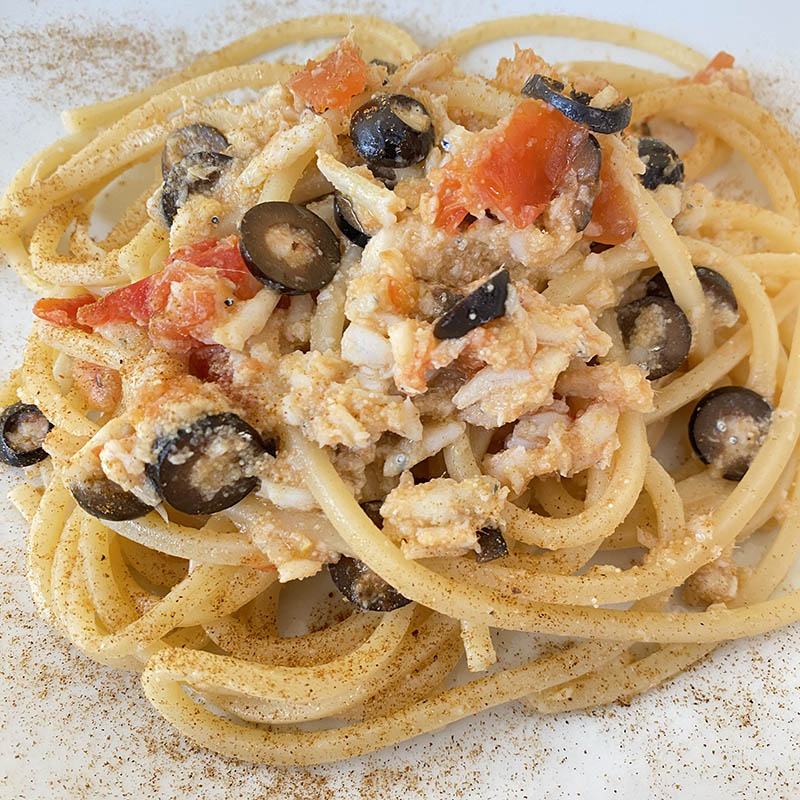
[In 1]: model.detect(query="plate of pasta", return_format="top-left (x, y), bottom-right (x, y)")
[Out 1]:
top-left (1, 0), bottom-right (800, 797)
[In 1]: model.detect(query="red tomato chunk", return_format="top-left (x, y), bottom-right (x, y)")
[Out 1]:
top-left (586, 149), bottom-right (637, 246)
top-left (430, 100), bottom-right (588, 232)
top-left (32, 295), bottom-right (95, 331)
top-left (690, 51), bottom-right (735, 85)
top-left (33, 236), bottom-right (262, 354)
top-left (287, 39), bottom-right (367, 113)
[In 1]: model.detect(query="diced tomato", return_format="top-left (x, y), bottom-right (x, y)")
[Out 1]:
top-left (77, 275), bottom-right (154, 329)
top-left (287, 39), bottom-right (367, 113)
top-left (430, 100), bottom-right (588, 232)
top-left (166, 237), bottom-right (261, 299)
top-left (689, 51), bottom-right (735, 85)
top-left (188, 345), bottom-right (230, 383)
top-left (33, 236), bottom-right (262, 355)
top-left (145, 261), bottom-right (236, 353)
top-left (72, 360), bottom-right (122, 412)
top-left (586, 150), bottom-right (637, 246)
top-left (33, 295), bottom-right (95, 331)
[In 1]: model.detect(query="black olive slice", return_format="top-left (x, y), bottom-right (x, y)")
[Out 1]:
top-left (433, 269), bottom-right (510, 340)
top-left (570, 89), bottom-right (593, 105)
top-left (360, 499), bottom-right (385, 527)
top-left (617, 296), bottom-right (692, 380)
top-left (689, 386), bottom-right (772, 481)
top-left (569, 134), bottom-right (602, 232)
top-left (637, 137), bottom-right (685, 190)
top-left (70, 475), bottom-right (154, 521)
top-left (521, 75), bottom-right (632, 135)
top-left (149, 413), bottom-right (267, 515)
top-left (328, 555), bottom-right (411, 612)
top-left (350, 94), bottom-right (434, 169)
top-left (369, 58), bottom-right (397, 74)
top-left (646, 266), bottom-right (738, 321)
top-left (367, 165), bottom-right (397, 189)
top-left (333, 192), bottom-right (370, 248)
top-left (475, 526), bottom-right (508, 563)
top-left (0, 402), bottom-right (52, 467)
top-left (161, 123), bottom-right (229, 178)
top-left (160, 151), bottom-right (233, 228)
top-left (238, 202), bottom-right (340, 295)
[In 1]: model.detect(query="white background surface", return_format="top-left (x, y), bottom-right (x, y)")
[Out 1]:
top-left (1, 1), bottom-right (800, 798)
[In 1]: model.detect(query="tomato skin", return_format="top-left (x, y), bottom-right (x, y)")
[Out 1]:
top-left (77, 276), bottom-right (153, 329)
top-left (287, 39), bottom-right (367, 113)
top-left (586, 149), bottom-right (637, 246)
top-left (33, 295), bottom-right (95, 331)
top-left (431, 100), bottom-right (587, 232)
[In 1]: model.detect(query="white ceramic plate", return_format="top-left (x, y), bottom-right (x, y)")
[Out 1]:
top-left (1, 2), bottom-right (799, 797)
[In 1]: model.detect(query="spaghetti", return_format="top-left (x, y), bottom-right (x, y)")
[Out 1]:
top-left (2, 13), bottom-right (800, 766)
